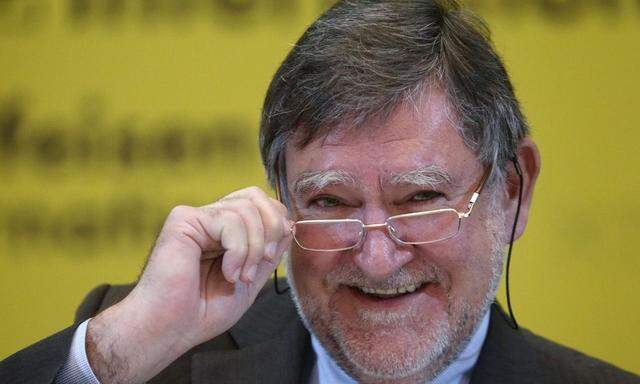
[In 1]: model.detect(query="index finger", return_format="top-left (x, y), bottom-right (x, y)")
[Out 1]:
top-left (225, 188), bottom-right (291, 256)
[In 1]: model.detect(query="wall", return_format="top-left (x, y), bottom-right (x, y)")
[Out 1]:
top-left (1, 0), bottom-right (638, 374)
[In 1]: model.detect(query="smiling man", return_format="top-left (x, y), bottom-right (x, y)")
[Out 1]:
top-left (1, 1), bottom-right (638, 384)
top-left (283, 89), bottom-right (510, 383)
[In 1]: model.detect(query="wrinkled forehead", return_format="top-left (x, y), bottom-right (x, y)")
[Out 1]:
top-left (284, 87), bottom-right (480, 186)
top-left (293, 85), bottom-right (455, 148)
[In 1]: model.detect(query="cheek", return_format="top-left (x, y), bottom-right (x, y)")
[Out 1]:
top-left (421, 225), bottom-right (498, 297)
top-left (290, 249), bottom-right (341, 294)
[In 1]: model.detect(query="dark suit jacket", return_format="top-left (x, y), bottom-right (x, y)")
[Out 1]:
top-left (1, 280), bottom-right (638, 384)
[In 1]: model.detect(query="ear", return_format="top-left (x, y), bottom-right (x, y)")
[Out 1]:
top-left (503, 137), bottom-right (541, 242)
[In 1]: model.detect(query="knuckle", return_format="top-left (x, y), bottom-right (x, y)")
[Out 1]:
top-left (247, 241), bottom-right (265, 257)
top-left (246, 185), bottom-right (266, 197)
top-left (223, 209), bottom-right (242, 225)
top-left (218, 197), bottom-right (248, 213)
top-left (246, 185), bottom-right (262, 193)
top-left (236, 204), bottom-right (263, 228)
top-left (270, 199), bottom-right (289, 217)
top-left (233, 243), bottom-right (248, 258)
top-left (168, 205), bottom-right (193, 219)
top-left (271, 197), bottom-right (287, 210)
top-left (201, 205), bottom-right (223, 219)
top-left (263, 215), bottom-right (282, 237)
top-left (237, 201), bottom-right (257, 215)
top-left (221, 187), bottom-right (247, 201)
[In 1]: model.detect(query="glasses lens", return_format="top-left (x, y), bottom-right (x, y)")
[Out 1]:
top-left (293, 220), bottom-right (362, 251)
top-left (388, 210), bottom-right (460, 244)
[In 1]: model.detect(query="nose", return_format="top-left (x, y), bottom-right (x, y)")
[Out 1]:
top-left (353, 224), bottom-right (414, 281)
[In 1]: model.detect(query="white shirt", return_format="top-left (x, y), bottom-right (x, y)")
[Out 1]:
top-left (55, 319), bottom-right (100, 383)
top-left (56, 311), bottom-right (490, 384)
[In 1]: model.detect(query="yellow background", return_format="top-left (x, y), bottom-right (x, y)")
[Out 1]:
top-left (1, 0), bottom-right (638, 374)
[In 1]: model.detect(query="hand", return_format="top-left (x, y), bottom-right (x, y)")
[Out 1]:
top-left (85, 186), bottom-right (292, 384)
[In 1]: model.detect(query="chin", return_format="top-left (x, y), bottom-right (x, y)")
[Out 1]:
top-left (287, 268), bottom-right (490, 382)
top-left (329, 311), bottom-right (452, 381)
top-left (291, 286), bottom-right (469, 382)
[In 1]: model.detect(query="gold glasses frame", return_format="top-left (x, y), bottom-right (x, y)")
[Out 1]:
top-left (276, 164), bottom-right (491, 252)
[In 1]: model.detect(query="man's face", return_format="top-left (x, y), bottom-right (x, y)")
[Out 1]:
top-left (285, 88), bottom-right (507, 382)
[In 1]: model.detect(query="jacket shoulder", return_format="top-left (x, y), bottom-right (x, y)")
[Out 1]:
top-left (0, 326), bottom-right (77, 384)
top-left (473, 305), bottom-right (639, 384)
top-left (0, 283), bottom-right (134, 384)
top-left (521, 328), bottom-right (639, 383)
top-left (74, 283), bottom-right (134, 322)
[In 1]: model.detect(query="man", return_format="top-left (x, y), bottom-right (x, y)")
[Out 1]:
top-left (1, 1), bottom-right (638, 383)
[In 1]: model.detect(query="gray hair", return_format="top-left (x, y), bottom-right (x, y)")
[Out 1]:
top-left (259, 0), bottom-right (528, 200)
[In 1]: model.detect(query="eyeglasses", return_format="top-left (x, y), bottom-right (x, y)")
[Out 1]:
top-left (274, 160), bottom-right (522, 329)
top-left (285, 168), bottom-right (491, 252)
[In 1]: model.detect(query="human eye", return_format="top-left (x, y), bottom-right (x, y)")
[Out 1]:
top-left (408, 190), bottom-right (444, 202)
top-left (308, 195), bottom-right (343, 209)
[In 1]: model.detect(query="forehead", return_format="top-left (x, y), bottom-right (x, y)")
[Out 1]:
top-left (284, 87), bottom-right (480, 184)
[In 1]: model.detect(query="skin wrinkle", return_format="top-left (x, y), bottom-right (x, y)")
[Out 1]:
top-left (286, 187), bottom-right (507, 383)
top-left (259, 2), bottom-right (528, 191)
top-left (282, 83), bottom-right (515, 383)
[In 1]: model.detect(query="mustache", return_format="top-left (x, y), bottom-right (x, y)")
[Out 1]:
top-left (325, 262), bottom-right (448, 291)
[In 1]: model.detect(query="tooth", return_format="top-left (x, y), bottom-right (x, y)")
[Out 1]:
top-left (398, 286), bottom-right (407, 293)
top-left (407, 285), bottom-right (416, 293)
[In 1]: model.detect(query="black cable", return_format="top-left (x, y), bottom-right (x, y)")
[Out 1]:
top-left (274, 268), bottom-right (289, 294)
top-left (505, 157), bottom-right (524, 330)
top-left (273, 158), bottom-right (291, 295)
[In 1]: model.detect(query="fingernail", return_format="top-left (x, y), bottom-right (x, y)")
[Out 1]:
top-left (265, 242), bottom-right (277, 260)
top-left (246, 265), bottom-right (257, 282)
top-left (231, 268), bottom-right (241, 282)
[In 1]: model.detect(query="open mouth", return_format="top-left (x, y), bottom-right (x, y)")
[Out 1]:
top-left (348, 282), bottom-right (429, 300)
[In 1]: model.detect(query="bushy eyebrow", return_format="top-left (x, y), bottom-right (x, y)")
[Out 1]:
top-left (293, 170), bottom-right (358, 196)
top-left (292, 165), bottom-right (456, 197)
top-left (388, 165), bottom-right (457, 189)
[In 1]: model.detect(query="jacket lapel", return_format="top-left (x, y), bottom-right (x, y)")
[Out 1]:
top-left (190, 290), bottom-right (551, 383)
top-left (470, 304), bottom-right (545, 384)
top-left (190, 285), bottom-right (314, 384)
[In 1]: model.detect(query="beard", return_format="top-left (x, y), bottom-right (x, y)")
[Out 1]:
top-left (286, 198), bottom-right (507, 383)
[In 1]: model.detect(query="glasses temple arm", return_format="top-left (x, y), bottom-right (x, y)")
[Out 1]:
top-left (464, 164), bottom-right (493, 215)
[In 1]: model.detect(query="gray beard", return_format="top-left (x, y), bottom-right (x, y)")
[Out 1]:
top-left (285, 196), bottom-right (507, 383)
top-left (286, 250), bottom-right (502, 383)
